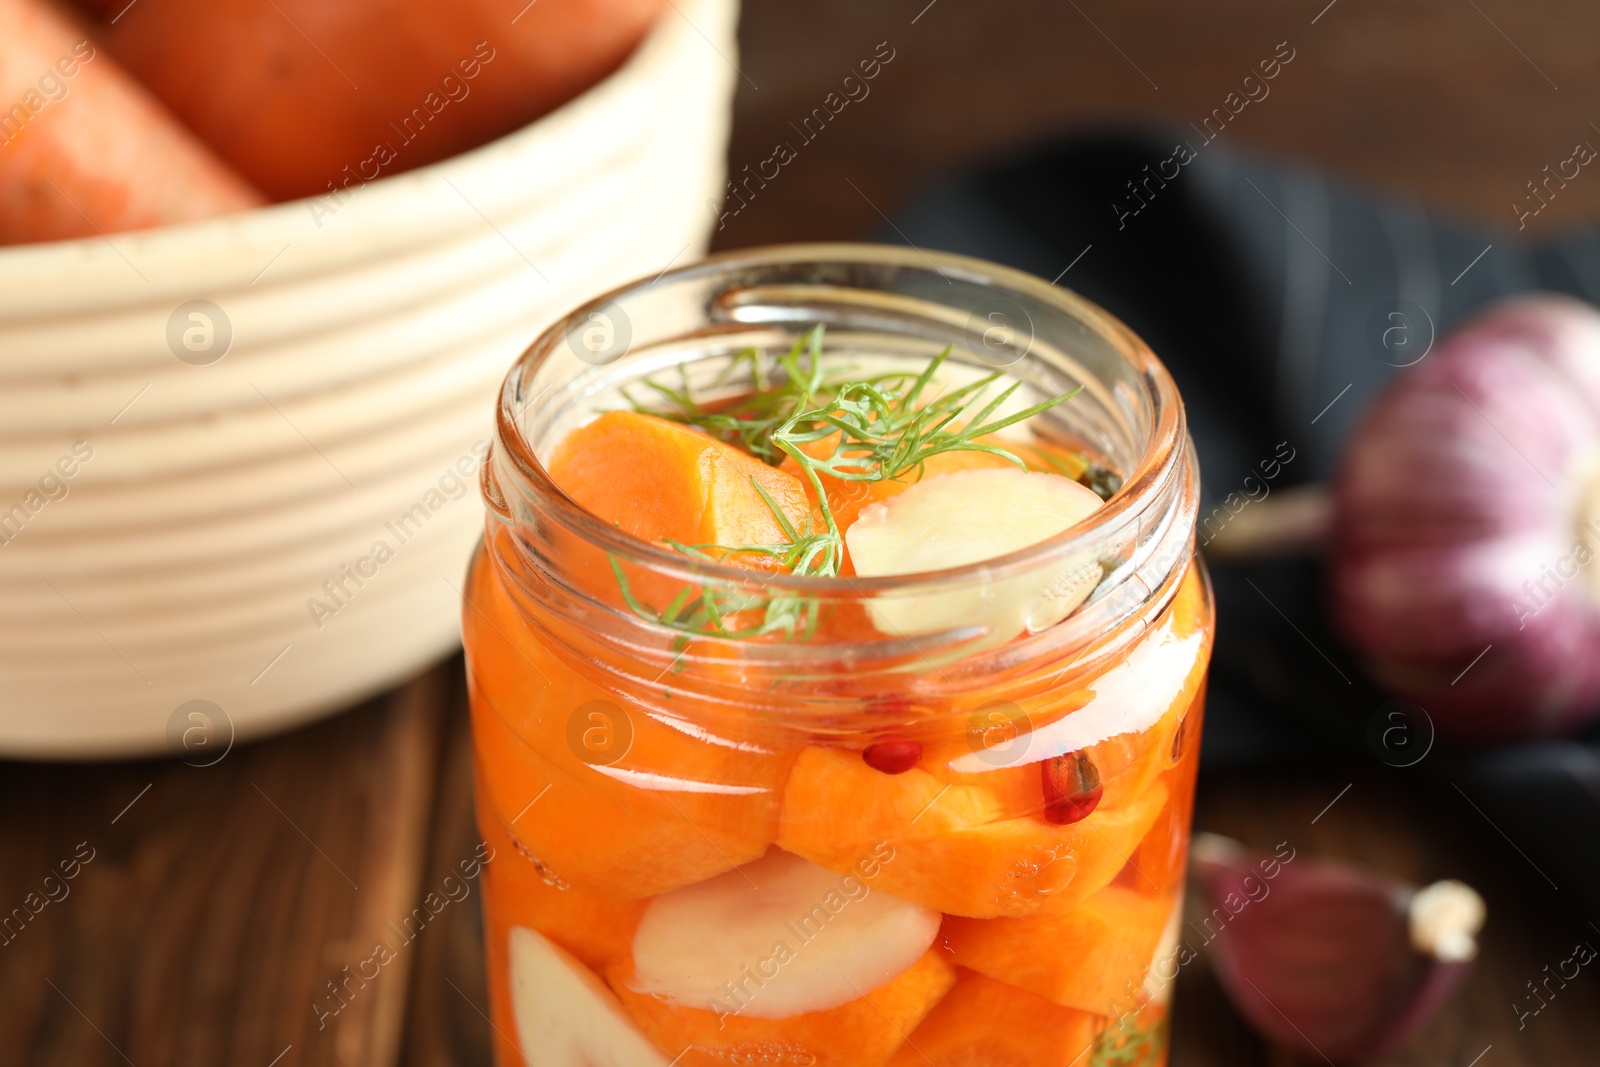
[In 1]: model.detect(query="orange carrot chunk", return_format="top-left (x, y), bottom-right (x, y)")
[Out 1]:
top-left (464, 548), bottom-right (797, 901)
top-left (473, 777), bottom-right (647, 969)
top-left (607, 950), bottom-right (956, 1067)
top-left (886, 969), bottom-right (1101, 1067)
top-left (945, 886), bottom-right (1174, 1016)
top-left (549, 409), bottom-right (812, 563)
top-left (777, 746), bottom-right (1169, 919)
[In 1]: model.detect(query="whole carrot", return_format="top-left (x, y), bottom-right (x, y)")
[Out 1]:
top-left (0, 0), bottom-right (263, 246)
top-left (102, 0), bottom-right (668, 201)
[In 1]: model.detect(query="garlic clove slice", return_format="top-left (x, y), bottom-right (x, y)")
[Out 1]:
top-left (629, 849), bottom-right (941, 1019)
top-left (1190, 834), bottom-right (1483, 1062)
top-left (509, 926), bottom-right (669, 1066)
top-left (845, 467), bottom-right (1104, 641)
top-left (1141, 895), bottom-right (1186, 1004)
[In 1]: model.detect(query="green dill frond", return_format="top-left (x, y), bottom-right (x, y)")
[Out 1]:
top-left (611, 326), bottom-right (1082, 640)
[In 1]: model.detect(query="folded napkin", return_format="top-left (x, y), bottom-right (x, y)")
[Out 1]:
top-left (886, 131), bottom-right (1600, 915)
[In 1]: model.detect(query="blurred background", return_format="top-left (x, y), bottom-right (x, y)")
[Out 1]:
top-left (716, 0), bottom-right (1599, 244)
top-left (3, 0), bottom-right (1599, 1064)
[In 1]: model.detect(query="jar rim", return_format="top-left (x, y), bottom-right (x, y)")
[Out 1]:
top-left (490, 241), bottom-right (1189, 600)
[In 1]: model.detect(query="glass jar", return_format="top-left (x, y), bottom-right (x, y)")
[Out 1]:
top-left (464, 244), bottom-right (1212, 1067)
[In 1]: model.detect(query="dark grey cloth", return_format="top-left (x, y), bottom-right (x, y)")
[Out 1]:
top-left (887, 132), bottom-right (1600, 916)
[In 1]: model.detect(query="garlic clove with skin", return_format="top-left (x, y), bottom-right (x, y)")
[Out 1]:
top-left (1407, 879), bottom-right (1486, 963)
top-left (1190, 834), bottom-right (1484, 1063)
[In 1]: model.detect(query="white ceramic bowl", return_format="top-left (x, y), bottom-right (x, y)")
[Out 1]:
top-left (0, 0), bottom-right (738, 758)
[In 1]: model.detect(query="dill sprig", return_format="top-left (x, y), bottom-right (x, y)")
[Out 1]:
top-left (1088, 1011), bottom-right (1166, 1066)
top-left (611, 325), bottom-right (1082, 640)
top-left (776, 345), bottom-right (1077, 490)
top-left (608, 484), bottom-right (839, 642)
top-left (624, 327), bottom-right (839, 466)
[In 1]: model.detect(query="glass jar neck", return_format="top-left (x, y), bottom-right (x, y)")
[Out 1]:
top-left (481, 244), bottom-right (1198, 731)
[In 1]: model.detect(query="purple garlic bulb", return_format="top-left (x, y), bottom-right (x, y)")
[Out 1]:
top-left (1333, 294), bottom-right (1600, 742)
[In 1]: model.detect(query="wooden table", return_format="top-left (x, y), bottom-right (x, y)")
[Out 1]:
top-left (8, 658), bottom-right (1594, 1065)
top-left (9, 1), bottom-right (1600, 1063)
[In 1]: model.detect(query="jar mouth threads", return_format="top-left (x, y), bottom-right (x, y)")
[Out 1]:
top-left (484, 243), bottom-right (1198, 679)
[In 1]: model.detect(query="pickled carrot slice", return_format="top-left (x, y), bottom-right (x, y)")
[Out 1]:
top-left (776, 746), bottom-right (1168, 918)
top-left (466, 556), bottom-right (796, 899)
top-left (885, 969), bottom-right (1101, 1067)
top-left (474, 776), bottom-right (645, 970)
top-left (606, 949), bottom-right (956, 1067)
top-left (944, 886), bottom-right (1176, 1016)
top-left (920, 563), bottom-right (1211, 820)
top-left (548, 410), bottom-right (813, 607)
top-left (470, 675), bottom-right (794, 899)
top-left (551, 410), bottom-right (811, 551)
top-left (1122, 689), bottom-right (1206, 899)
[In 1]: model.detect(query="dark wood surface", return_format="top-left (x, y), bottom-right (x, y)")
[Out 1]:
top-left (9, 1), bottom-right (1600, 1064)
top-left (0, 668), bottom-right (446, 1067)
